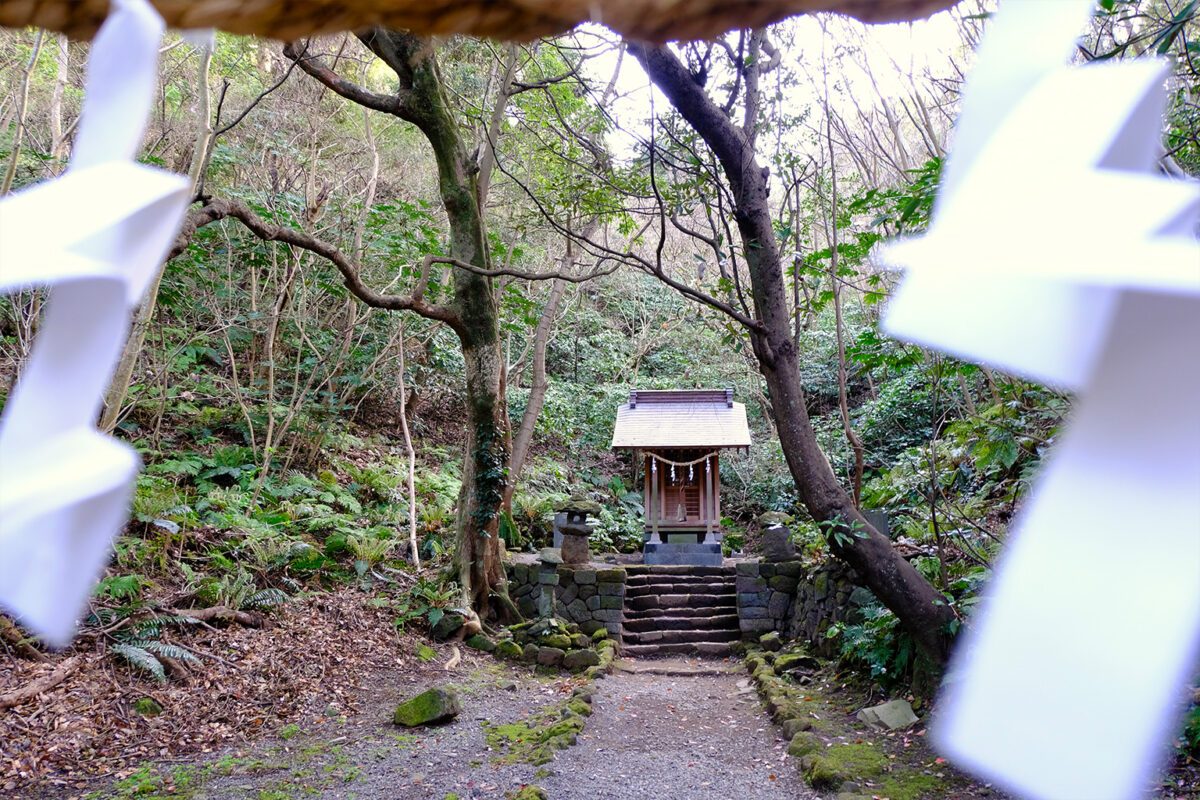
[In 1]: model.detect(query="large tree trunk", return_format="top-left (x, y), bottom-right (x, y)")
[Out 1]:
top-left (358, 29), bottom-right (511, 615)
top-left (630, 40), bottom-right (955, 666)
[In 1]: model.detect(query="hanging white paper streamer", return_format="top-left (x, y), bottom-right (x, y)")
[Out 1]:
top-left (881, 1), bottom-right (1200, 798)
top-left (0, 0), bottom-right (190, 647)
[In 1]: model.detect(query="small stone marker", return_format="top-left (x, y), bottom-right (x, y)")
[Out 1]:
top-left (856, 698), bottom-right (918, 731)
top-left (393, 687), bottom-right (461, 727)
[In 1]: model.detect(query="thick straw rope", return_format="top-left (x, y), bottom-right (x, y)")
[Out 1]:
top-left (2, 0), bottom-right (956, 42)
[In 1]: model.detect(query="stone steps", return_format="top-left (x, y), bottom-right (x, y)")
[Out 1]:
top-left (624, 581), bottom-right (732, 597)
top-left (622, 627), bottom-right (740, 645)
top-left (622, 613), bottom-right (739, 632)
top-left (626, 571), bottom-right (733, 584)
top-left (621, 641), bottom-right (733, 658)
top-left (623, 605), bottom-right (737, 621)
top-left (620, 565), bottom-right (739, 659)
top-left (626, 593), bottom-right (736, 612)
top-left (625, 565), bottom-right (732, 578)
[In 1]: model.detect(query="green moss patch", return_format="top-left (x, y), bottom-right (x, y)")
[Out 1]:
top-left (483, 709), bottom-right (585, 765)
top-left (504, 786), bottom-right (548, 800)
top-left (877, 772), bottom-right (948, 800)
top-left (743, 645), bottom-right (988, 799)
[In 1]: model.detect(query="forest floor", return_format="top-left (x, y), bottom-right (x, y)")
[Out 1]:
top-left (4, 587), bottom-right (1197, 800)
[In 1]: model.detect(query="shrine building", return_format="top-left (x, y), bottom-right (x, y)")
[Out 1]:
top-left (610, 389), bottom-right (751, 566)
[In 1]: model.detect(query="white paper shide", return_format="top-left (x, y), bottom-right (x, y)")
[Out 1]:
top-left (0, 0), bottom-right (191, 647)
top-left (882, 1), bottom-right (1200, 799)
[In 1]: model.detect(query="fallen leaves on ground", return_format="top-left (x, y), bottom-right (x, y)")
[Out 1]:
top-left (0, 587), bottom-right (433, 795)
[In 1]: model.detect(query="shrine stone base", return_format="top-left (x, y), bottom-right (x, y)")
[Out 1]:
top-left (643, 540), bottom-right (723, 567)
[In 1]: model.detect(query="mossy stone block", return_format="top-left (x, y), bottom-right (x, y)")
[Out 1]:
top-left (774, 653), bottom-right (820, 673)
top-left (599, 595), bottom-right (623, 610)
top-left (495, 639), bottom-right (523, 660)
top-left (801, 755), bottom-right (845, 791)
top-left (775, 560), bottom-right (804, 578)
top-left (804, 743), bottom-right (887, 790)
top-left (595, 569), bottom-right (626, 582)
top-left (432, 613), bottom-right (465, 640)
top-left (394, 688), bottom-right (460, 727)
top-left (539, 633), bottom-right (572, 650)
top-left (536, 647), bottom-right (565, 666)
top-left (759, 631), bottom-right (783, 651)
top-left (562, 649), bottom-right (600, 672)
top-left (788, 732), bottom-right (821, 758)
top-left (736, 561), bottom-right (759, 576)
top-left (505, 787), bottom-right (548, 800)
top-left (769, 575), bottom-right (799, 593)
top-left (522, 643), bottom-right (540, 663)
top-left (465, 634), bottom-right (496, 652)
top-left (782, 717), bottom-right (813, 738)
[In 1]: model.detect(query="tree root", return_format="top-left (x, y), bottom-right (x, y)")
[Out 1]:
top-left (443, 645), bottom-right (462, 671)
top-left (0, 655), bottom-right (81, 709)
top-left (0, 616), bottom-right (46, 662)
top-left (170, 606), bottom-right (264, 628)
top-left (489, 590), bottom-right (522, 626)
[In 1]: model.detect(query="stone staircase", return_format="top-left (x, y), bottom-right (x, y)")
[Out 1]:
top-left (620, 564), bottom-right (739, 658)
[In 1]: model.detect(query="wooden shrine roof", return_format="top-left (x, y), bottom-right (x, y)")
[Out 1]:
top-left (5, 0), bottom-right (957, 43)
top-left (611, 389), bottom-right (751, 451)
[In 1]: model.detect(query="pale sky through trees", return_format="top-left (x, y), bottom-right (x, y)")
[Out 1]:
top-left (578, 8), bottom-right (971, 166)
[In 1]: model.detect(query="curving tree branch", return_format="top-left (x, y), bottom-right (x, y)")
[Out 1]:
top-left (171, 197), bottom-right (464, 334)
top-left (282, 40), bottom-right (405, 116)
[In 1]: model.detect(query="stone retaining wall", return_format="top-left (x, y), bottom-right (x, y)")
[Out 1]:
top-left (506, 562), bottom-right (627, 637)
top-left (735, 560), bottom-right (803, 637)
top-left (736, 559), bottom-right (870, 657)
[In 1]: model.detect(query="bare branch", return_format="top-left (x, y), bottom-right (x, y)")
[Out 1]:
top-left (426, 254), bottom-right (618, 283)
top-left (171, 198), bottom-right (462, 332)
top-left (213, 48), bottom-right (303, 139)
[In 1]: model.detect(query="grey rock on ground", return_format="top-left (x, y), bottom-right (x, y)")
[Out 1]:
top-left (856, 698), bottom-right (919, 731)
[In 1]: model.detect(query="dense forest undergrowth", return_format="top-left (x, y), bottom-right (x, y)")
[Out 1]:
top-left (1, 0), bottom-right (1198, 795)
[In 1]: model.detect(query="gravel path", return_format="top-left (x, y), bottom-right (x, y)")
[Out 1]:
top-left (539, 660), bottom-right (816, 800)
top-left (74, 657), bottom-right (817, 800)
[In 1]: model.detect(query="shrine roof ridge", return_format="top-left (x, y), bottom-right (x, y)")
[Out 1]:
top-left (611, 388), bottom-right (751, 451)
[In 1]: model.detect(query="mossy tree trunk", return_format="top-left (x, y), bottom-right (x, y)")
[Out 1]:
top-left (357, 29), bottom-right (510, 614)
top-left (279, 30), bottom-right (512, 616)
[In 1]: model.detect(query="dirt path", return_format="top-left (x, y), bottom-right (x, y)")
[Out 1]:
top-left (66, 657), bottom-right (815, 800)
top-left (542, 660), bottom-right (815, 800)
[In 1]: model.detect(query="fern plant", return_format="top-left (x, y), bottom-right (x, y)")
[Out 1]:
top-left (106, 615), bottom-right (201, 683)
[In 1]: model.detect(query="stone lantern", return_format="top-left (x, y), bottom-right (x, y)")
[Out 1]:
top-left (555, 494), bottom-right (600, 565)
